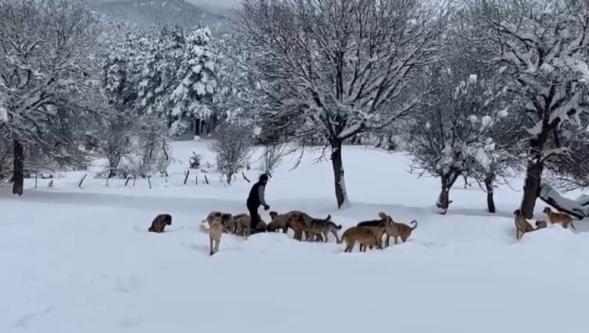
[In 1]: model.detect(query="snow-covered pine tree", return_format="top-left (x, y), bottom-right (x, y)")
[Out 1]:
top-left (169, 27), bottom-right (216, 137)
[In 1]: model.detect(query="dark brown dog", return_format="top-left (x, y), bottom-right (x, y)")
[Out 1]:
top-left (148, 214), bottom-right (172, 233)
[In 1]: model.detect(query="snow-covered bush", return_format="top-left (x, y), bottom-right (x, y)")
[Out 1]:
top-left (211, 123), bottom-right (253, 184)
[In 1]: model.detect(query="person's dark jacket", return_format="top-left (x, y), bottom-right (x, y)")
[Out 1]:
top-left (247, 181), bottom-right (268, 208)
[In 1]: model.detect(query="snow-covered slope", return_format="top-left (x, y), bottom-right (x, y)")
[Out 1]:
top-left (1, 141), bottom-right (588, 333)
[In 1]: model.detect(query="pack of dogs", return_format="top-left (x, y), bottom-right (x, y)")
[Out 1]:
top-left (513, 206), bottom-right (575, 240)
top-left (147, 205), bottom-right (577, 256)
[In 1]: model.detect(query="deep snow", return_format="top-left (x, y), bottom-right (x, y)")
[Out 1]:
top-left (1, 141), bottom-right (588, 333)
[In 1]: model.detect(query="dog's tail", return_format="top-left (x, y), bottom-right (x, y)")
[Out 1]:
top-left (324, 214), bottom-right (332, 221)
top-left (410, 220), bottom-right (418, 230)
top-left (335, 224), bottom-right (342, 230)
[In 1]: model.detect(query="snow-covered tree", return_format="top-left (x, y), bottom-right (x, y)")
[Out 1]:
top-left (471, 0), bottom-right (589, 218)
top-left (169, 27), bottom-right (216, 136)
top-left (0, 0), bottom-right (100, 195)
top-left (407, 67), bottom-right (508, 214)
top-left (237, 0), bottom-right (449, 208)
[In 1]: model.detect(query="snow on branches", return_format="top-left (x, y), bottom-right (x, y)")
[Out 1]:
top-left (237, 0), bottom-right (449, 207)
top-left (472, 0), bottom-right (589, 217)
top-left (407, 67), bottom-right (508, 213)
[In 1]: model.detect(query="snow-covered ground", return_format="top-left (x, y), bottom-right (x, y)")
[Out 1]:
top-left (1, 141), bottom-right (588, 333)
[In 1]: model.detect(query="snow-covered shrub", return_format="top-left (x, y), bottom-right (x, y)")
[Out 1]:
top-left (211, 123), bottom-right (253, 184)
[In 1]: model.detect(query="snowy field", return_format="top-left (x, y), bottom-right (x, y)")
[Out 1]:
top-left (1, 141), bottom-right (589, 333)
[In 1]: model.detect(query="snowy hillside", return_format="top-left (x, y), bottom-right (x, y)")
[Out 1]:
top-left (1, 141), bottom-right (588, 333)
top-left (85, 0), bottom-right (229, 32)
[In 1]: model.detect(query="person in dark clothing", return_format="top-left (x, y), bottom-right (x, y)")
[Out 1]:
top-left (247, 174), bottom-right (270, 233)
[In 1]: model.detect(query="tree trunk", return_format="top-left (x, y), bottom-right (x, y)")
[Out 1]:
top-left (485, 173), bottom-right (496, 213)
top-left (330, 140), bottom-right (348, 208)
top-left (436, 172), bottom-right (459, 214)
top-left (521, 159), bottom-right (543, 219)
top-left (12, 139), bottom-right (24, 196)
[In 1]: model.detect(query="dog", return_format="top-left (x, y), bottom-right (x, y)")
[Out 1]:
top-left (356, 212), bottom-right (389, 247)
top-left (341, 226), bottom-right (382, 253)
top-left (514, 209), bottom-right (538, 240)
top-left (380, 213), bottom-right (417, 246)
top-left (287, 212), bottom-right (309, 241)
top-left (306, 214), bottom-right (342, 243)
top-left (220, 213), bottom-right (235, 233)
top-left (267, 211), bottom-right (289, 233)
top-left (148, 214), bottom-right (172, 233)
top-left (209, 215), bottom-right (224, 256)
top-left (543, 207), bottom-right (576, 230)
top-left (233, 213), bottom-right (251, 237)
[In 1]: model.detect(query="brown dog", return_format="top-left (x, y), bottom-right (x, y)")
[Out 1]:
top-left (209, 215), bottom-right (223, 256)
top-left (341, 226), bottom-right (381, 253)
top-left (148, 214), bottom-right (172, 233)
top-left (220, 213), bottom-right (235, 233)
top-left (378, 213), bottom-right (417, 246)
top-left (543, 207), bottom-right (576, 229)
top-left (356, 212), bottom-right (389, 247)
top-left (233, 213), bottom-right (251, 237)
top-left (287, 212), bottom-right (309, 241)
top-left (514, 209), bottom-right (538, 240)
top-left (267, 211), bottom-right (289, 233)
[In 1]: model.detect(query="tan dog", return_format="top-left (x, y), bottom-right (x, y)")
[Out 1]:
top-left (356, 212), bottom-right (389, 247)
top-left (543, 207), bottom-right (576, 229)
top-left (209, 215), bottom-right (223, 256)
top-left (287, 212), bottom-right (308, 241)
top-left (267, 211), bottom-right (289, 233)
top-left (514, 209), bottom-right (538, 240)
top-left (341, 226), bottom-right (381, 253)
top-left (148, 214), bottom-right (172, 233)
top-left (382, 214), bottom-right (417, 246)
top-left (233, 213), bottom-right (251, 237)
top-left (220, 213), bottom-right (235, 233)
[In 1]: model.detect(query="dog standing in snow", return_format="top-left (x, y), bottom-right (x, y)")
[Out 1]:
top-left (148, 214), bottom-right (172, 233)
top-left (543, 207), bottom-right (576, 229)
top-left (340, 226), bottom-right (382, 252)
top-left (382, 214), bottom-right (418, 246)
top-left (306, 215), bottom-right (342, 243)
top-left (209, 215), bottom-right (224, 256)
top-left (513, 209), bottom-right (538, 240)
top-left (356, 212), bottom-right (389, 247)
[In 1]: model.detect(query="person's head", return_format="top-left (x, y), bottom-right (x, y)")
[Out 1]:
top-left (259, 174), bottom-right (269, 185)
